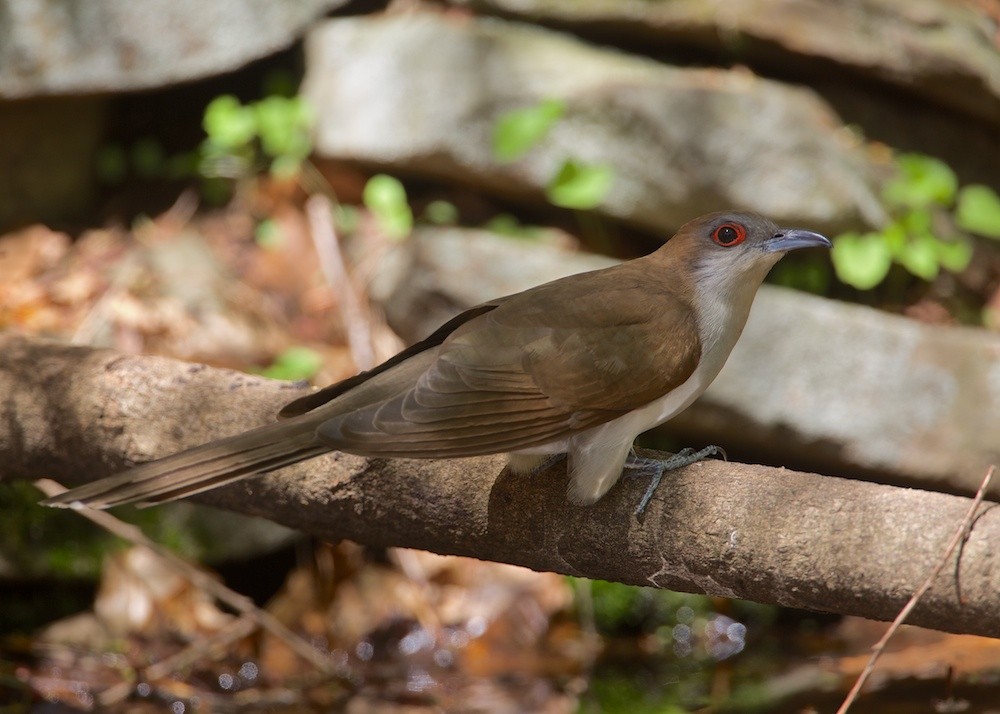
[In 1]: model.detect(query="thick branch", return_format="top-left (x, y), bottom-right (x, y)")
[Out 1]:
top-left (2, 333), bottom-right (999, 638)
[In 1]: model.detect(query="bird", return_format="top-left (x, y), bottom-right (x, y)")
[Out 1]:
top-left (43, 211), bottom-right (830, 513)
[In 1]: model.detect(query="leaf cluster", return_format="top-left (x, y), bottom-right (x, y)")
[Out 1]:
top-left (492, 99), bottom-right (614, 210)
top-left (201, 93), bottom-right (315, 182)
top-left (832, 154), bottom-right (1000, 290)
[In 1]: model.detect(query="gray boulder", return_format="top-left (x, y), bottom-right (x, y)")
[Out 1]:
top-left (303, 13), bottom-right (883, 235)
top-left (0, 0), bottom-right (345, 96)
top-left (0, 0), bottom-right (345, 229)
top-left (453, 0), bottom-right (1000, 127)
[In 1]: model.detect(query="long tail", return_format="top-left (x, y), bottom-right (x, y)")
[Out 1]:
top-left (42, 416), bottom-right (328, 510)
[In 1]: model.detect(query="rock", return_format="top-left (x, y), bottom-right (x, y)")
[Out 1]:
top-left (453, 0), bottom-right (1000, 190)
top-left (453, 0), bottom-right (1000, 127)
top-left (673, 287), bottom-right (999, 494)
top-left (303, 12), bottom-right (883, 236)
top-left (370, 227), bottom-right (1000, 495)
top-left (366, 227), bottom-right (617, 333)
top-left (0, 0), bottom-right (346, 96)
top-left (0, 0), bottom-right (345, 229)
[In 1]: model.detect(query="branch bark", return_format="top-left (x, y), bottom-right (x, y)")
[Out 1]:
top-left (2, 333), bottom-right (999, 638)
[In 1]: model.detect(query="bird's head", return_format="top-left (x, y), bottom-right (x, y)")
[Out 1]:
top-left (666, 211), bottom-right (831, 290)
top-left (656, 211), bottom-right (831, 341)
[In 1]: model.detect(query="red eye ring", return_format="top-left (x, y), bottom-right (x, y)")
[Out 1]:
top-left (712, 222), bottom-right (746, 247)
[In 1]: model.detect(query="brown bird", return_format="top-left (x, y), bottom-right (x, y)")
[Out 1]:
top-left (43, 211), bottom-right (829, 513)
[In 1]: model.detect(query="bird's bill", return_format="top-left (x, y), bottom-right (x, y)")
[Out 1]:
top-left (763, 228), bottom-right (832, 253)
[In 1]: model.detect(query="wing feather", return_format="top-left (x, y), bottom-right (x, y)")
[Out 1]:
top-left (311, 261), bottom-right (702, 458)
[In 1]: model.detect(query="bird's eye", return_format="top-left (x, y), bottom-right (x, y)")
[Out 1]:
top-left (712, 223), bottom-right (746, 247)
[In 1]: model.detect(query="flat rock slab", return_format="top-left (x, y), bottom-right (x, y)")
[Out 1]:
top-left (371, 227), bottom-right (999, 495)
top-left (0, 0), bottom-right (345, 96)
top-left (455, 0), bottom-right (1000, 126)
top-left (303, 12), bottom-right (882, 235)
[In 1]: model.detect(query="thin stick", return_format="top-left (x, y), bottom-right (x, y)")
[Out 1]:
top-left (835, 464), bottom-right (995, 714)
top-left (34, 479), bottom-right (338, 677)
top-left (97, 614), bottom-right (259, 707)
top-left (305, 194), bottom-right (376, 371)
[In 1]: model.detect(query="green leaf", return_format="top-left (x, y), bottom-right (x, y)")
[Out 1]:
top-left (260, 346), bottom-right (323, 381)
top-left (492, 99), bottom-right (565, 163)
top-left (956, 184), bottom-right (1000, 239)
top-left (363, 174), bottom-right (413, 240)
top-left (424, 200), bottom-right (458, 225)
top-left (255, 95), bottom-right (313, 160)
top-left (934, 236), bottom-right (973, 273)
top-left (269, 154), bottom-right (302, 180)
top-left (897, 233), bottom-right (939, 281)
top-left (882, 153), bottom-right (957, 208)
top-left (831, 232), bottom-right (892, 290)
top-left (130, 137), bottom-right (166, 179)
top-left (880, 220), bottom-right (907, 256)
top-left (165, 151), bottom-right (199, 180)
top-left (202, 95), bottom-right (257, 151)
top-left (901, 208), bottom-right (933, 238)
top-left (255, 219), bottom-right (283, 250)
top-left (483, 213), bottom-right (543, 240)
top-left (484, 213), bottom-right (521, 236)
top-left (546, 160), bottom-right (614, 210)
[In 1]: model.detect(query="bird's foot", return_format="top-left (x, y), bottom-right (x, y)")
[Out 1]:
top-left (624, 446), bottom-right (727, 516)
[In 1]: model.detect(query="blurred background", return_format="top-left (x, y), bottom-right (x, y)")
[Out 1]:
top-left (2, 0), bottom-right (1000, 711)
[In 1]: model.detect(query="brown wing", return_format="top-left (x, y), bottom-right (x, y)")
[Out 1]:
top-left (278, 303), bottom-right (503, 418)
top-left (312, 262), bottom-right (702, 457)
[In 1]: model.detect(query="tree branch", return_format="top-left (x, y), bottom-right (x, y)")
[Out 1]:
top-left (2, 333), bottom-right (999, 638)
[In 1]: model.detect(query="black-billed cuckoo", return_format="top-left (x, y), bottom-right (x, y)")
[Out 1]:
top-left (44, 211), bottom-right (830, 512)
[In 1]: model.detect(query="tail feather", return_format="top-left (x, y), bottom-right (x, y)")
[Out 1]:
top-left (43, 417), bottom-right (326, 509)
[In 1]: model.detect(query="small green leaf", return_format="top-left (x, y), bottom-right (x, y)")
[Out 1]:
top-left (831, 232), bottom-right (893, 290)
top-left (768, 259), bottom-right (830, 295)
top-left (883, 153), bottom-right (957, 208)
top-left (200, 176), bottom-right (233, 205)
top-left (484, 213), bottom-right (521, 236)
top-left (255, 219), bottom-right (283, 250)
top-left (260, 346), bottom-right (323, 382)
top-left (901, 208), bottom-right (933, 238)
top-left (546, 160), bottom-right (614, 210)
top-left (956, 184), bottom-right (1000, 239)
top-left (203, 95), bottom-right (257, 151)
top-left (424, 200), bottom-right (458, 225)
top-left (255, 96), bottom-right (313, 160)
top-left (269, 154), bottom-right (302, 180)
top-left (166, 151), bottom-right (199, 180)
top-left (483, 213), bottom-right (543, 240)
top-left (130, 137), bottom-right (166, 179)
top-left (934, 237), bottom-right (973, 273)
top-left (492, 99), bottom-right (565, 163)
top-left (363, 174), bottom-right (413, 240)
top-left (897, 233), bottom-right (939, 281)
top-left (881, 220), bottom-right (907, 256)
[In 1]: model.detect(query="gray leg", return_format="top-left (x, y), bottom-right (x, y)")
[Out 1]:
top-left (624, 446), bottom-right (727, 516)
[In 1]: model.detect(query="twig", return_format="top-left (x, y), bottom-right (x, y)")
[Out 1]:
top-left (305, 194), bottom-right (376, 370)
top-left (97, 614), bottom-right (259, 707)
top-left (835, 464), bottom-right (996, 714)
top-left (34, 479), bottom-right (339, 678)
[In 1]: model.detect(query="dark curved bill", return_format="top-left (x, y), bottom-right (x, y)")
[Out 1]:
top-left (763, 228), bottom-right (832, 253)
